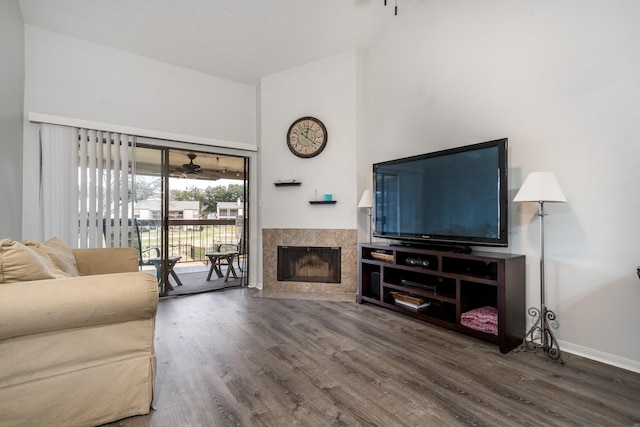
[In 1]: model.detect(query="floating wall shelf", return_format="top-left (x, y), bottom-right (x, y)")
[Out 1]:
top-left (309, 200), bottom-right (337, 205)
top-left (274, 181), bottom-right (301, 187)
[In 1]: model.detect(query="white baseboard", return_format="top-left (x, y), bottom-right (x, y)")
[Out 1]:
top-left (559, 340), bottom-right (640, 374)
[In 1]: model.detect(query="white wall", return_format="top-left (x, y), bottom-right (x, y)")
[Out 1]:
top-left (23, 26), bottom-right (256, 143)
top-left (0, 0), bottom-right (24, 240)
top-left (259, 50), bottom-right (360, 230)
top-left (22, 25), bottom-right (257, 240)
top-left (362, 0), bottom-right (640, 370)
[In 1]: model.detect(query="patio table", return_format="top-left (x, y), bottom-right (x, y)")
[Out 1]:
top-left (205, 252), bottom-right (239, 282)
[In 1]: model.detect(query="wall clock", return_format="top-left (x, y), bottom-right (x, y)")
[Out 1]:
top-left (286, 116), bottom-right (328, 158)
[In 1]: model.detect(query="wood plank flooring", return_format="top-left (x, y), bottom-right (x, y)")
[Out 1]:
top-left (102, 288), bottom-right (640, 426)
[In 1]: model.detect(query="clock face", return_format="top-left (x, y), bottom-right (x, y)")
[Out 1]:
top-left (286, 117), bottom-right (328, 158)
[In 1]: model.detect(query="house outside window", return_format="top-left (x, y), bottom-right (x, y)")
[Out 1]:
top-left (133, 200), bottom-right (199, 221)
top-left (217, 200), bottom-right (243, 219)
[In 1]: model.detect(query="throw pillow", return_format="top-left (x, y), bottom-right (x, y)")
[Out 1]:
top-left (22, 241), bottom-right (73, 278)
top-left (0, 239), bottom-right (68, 283)
top-left (42, 237), bottom-right (81, 277)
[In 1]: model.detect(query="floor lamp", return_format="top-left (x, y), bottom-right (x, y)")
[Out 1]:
top-left (513, 171), bottom-right (567, 363)
top-left (358, 190), bottom-right (373, 243)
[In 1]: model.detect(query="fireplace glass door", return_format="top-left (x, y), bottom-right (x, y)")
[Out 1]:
top-left (277, 246), bottom-right (341, 283)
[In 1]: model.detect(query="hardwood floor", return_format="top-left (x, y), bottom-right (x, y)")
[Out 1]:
top-left (103, 288), bottom-right (640, 426)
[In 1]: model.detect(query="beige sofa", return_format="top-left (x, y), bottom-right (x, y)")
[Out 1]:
top-left (0, 239), bottom-right (158, 427)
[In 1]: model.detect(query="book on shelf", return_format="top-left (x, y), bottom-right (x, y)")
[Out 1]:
top-left (394, 299), bottom-right (431, 310)
top-left (390, 291), bottom-right (423, 304)
top-left (390, 291), bottom-right (431, 310)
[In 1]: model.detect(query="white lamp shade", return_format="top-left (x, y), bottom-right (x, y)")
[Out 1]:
top-left (513, 171), bottom-right (567, 203)
top-left (358, 189), bottom-right (373, 208)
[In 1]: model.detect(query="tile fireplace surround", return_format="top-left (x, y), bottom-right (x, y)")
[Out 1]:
top-left (262, 228), bottom-right (357, 295)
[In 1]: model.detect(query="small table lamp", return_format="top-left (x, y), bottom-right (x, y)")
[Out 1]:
top-left (358, 190), bottom-right (373, 243)
top-left (513, 171), bottom-right (567, 363)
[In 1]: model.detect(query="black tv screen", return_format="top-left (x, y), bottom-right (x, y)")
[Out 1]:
top-left (373, 138), bottom-right (508, 247)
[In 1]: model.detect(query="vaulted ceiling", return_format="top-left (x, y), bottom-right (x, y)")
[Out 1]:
top-left (19, 0), bottom-right (397, 85)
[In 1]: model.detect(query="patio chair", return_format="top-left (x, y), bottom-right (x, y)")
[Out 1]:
top-left (216, 239), bottom-right (245, 273)
top-left (134, 219), bottom-right (183, 294)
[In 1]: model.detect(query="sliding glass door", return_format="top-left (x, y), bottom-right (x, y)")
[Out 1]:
top-left (134, 146), bottom-right (249, 295)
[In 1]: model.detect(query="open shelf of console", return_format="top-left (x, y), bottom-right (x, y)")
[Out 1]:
top-left (358, 243), bottom-right (525, 354)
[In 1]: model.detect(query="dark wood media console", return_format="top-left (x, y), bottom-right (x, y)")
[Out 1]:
top-left (357, 243), bottom-right (526, 353)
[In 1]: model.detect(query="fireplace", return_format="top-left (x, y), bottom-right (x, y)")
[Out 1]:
top-left (277, 246), bottom-right (341, 283)
top-left (262, 228), bottom-right (357, 295)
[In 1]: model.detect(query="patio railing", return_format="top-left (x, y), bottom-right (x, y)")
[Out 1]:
top-left (136, 219), bottom-right (241, 264)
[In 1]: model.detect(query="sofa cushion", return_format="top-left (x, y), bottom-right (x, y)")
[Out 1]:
top-left (72, 247), bottom-right (139, 275)
top-left (42, 237), bottom-right (81, 277)
top-left (0, 239), bottom-right (68, 283)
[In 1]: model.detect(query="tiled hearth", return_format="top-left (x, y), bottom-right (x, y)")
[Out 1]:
top-left (262, 228), bottom-right (357, 295)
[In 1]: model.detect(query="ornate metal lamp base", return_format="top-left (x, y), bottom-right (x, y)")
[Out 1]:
top-left (519, 305), bottom-right (564, 364)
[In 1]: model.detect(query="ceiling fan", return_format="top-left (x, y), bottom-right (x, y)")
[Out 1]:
top-left (181, 153), bottom-right (202, 179)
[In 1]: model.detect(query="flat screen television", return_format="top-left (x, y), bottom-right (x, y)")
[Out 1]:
top-left (372, 138), bottom-right (508, 249)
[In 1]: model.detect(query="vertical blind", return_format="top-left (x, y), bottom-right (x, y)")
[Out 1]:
top-left (40, 123), bottom-right (135, 248)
